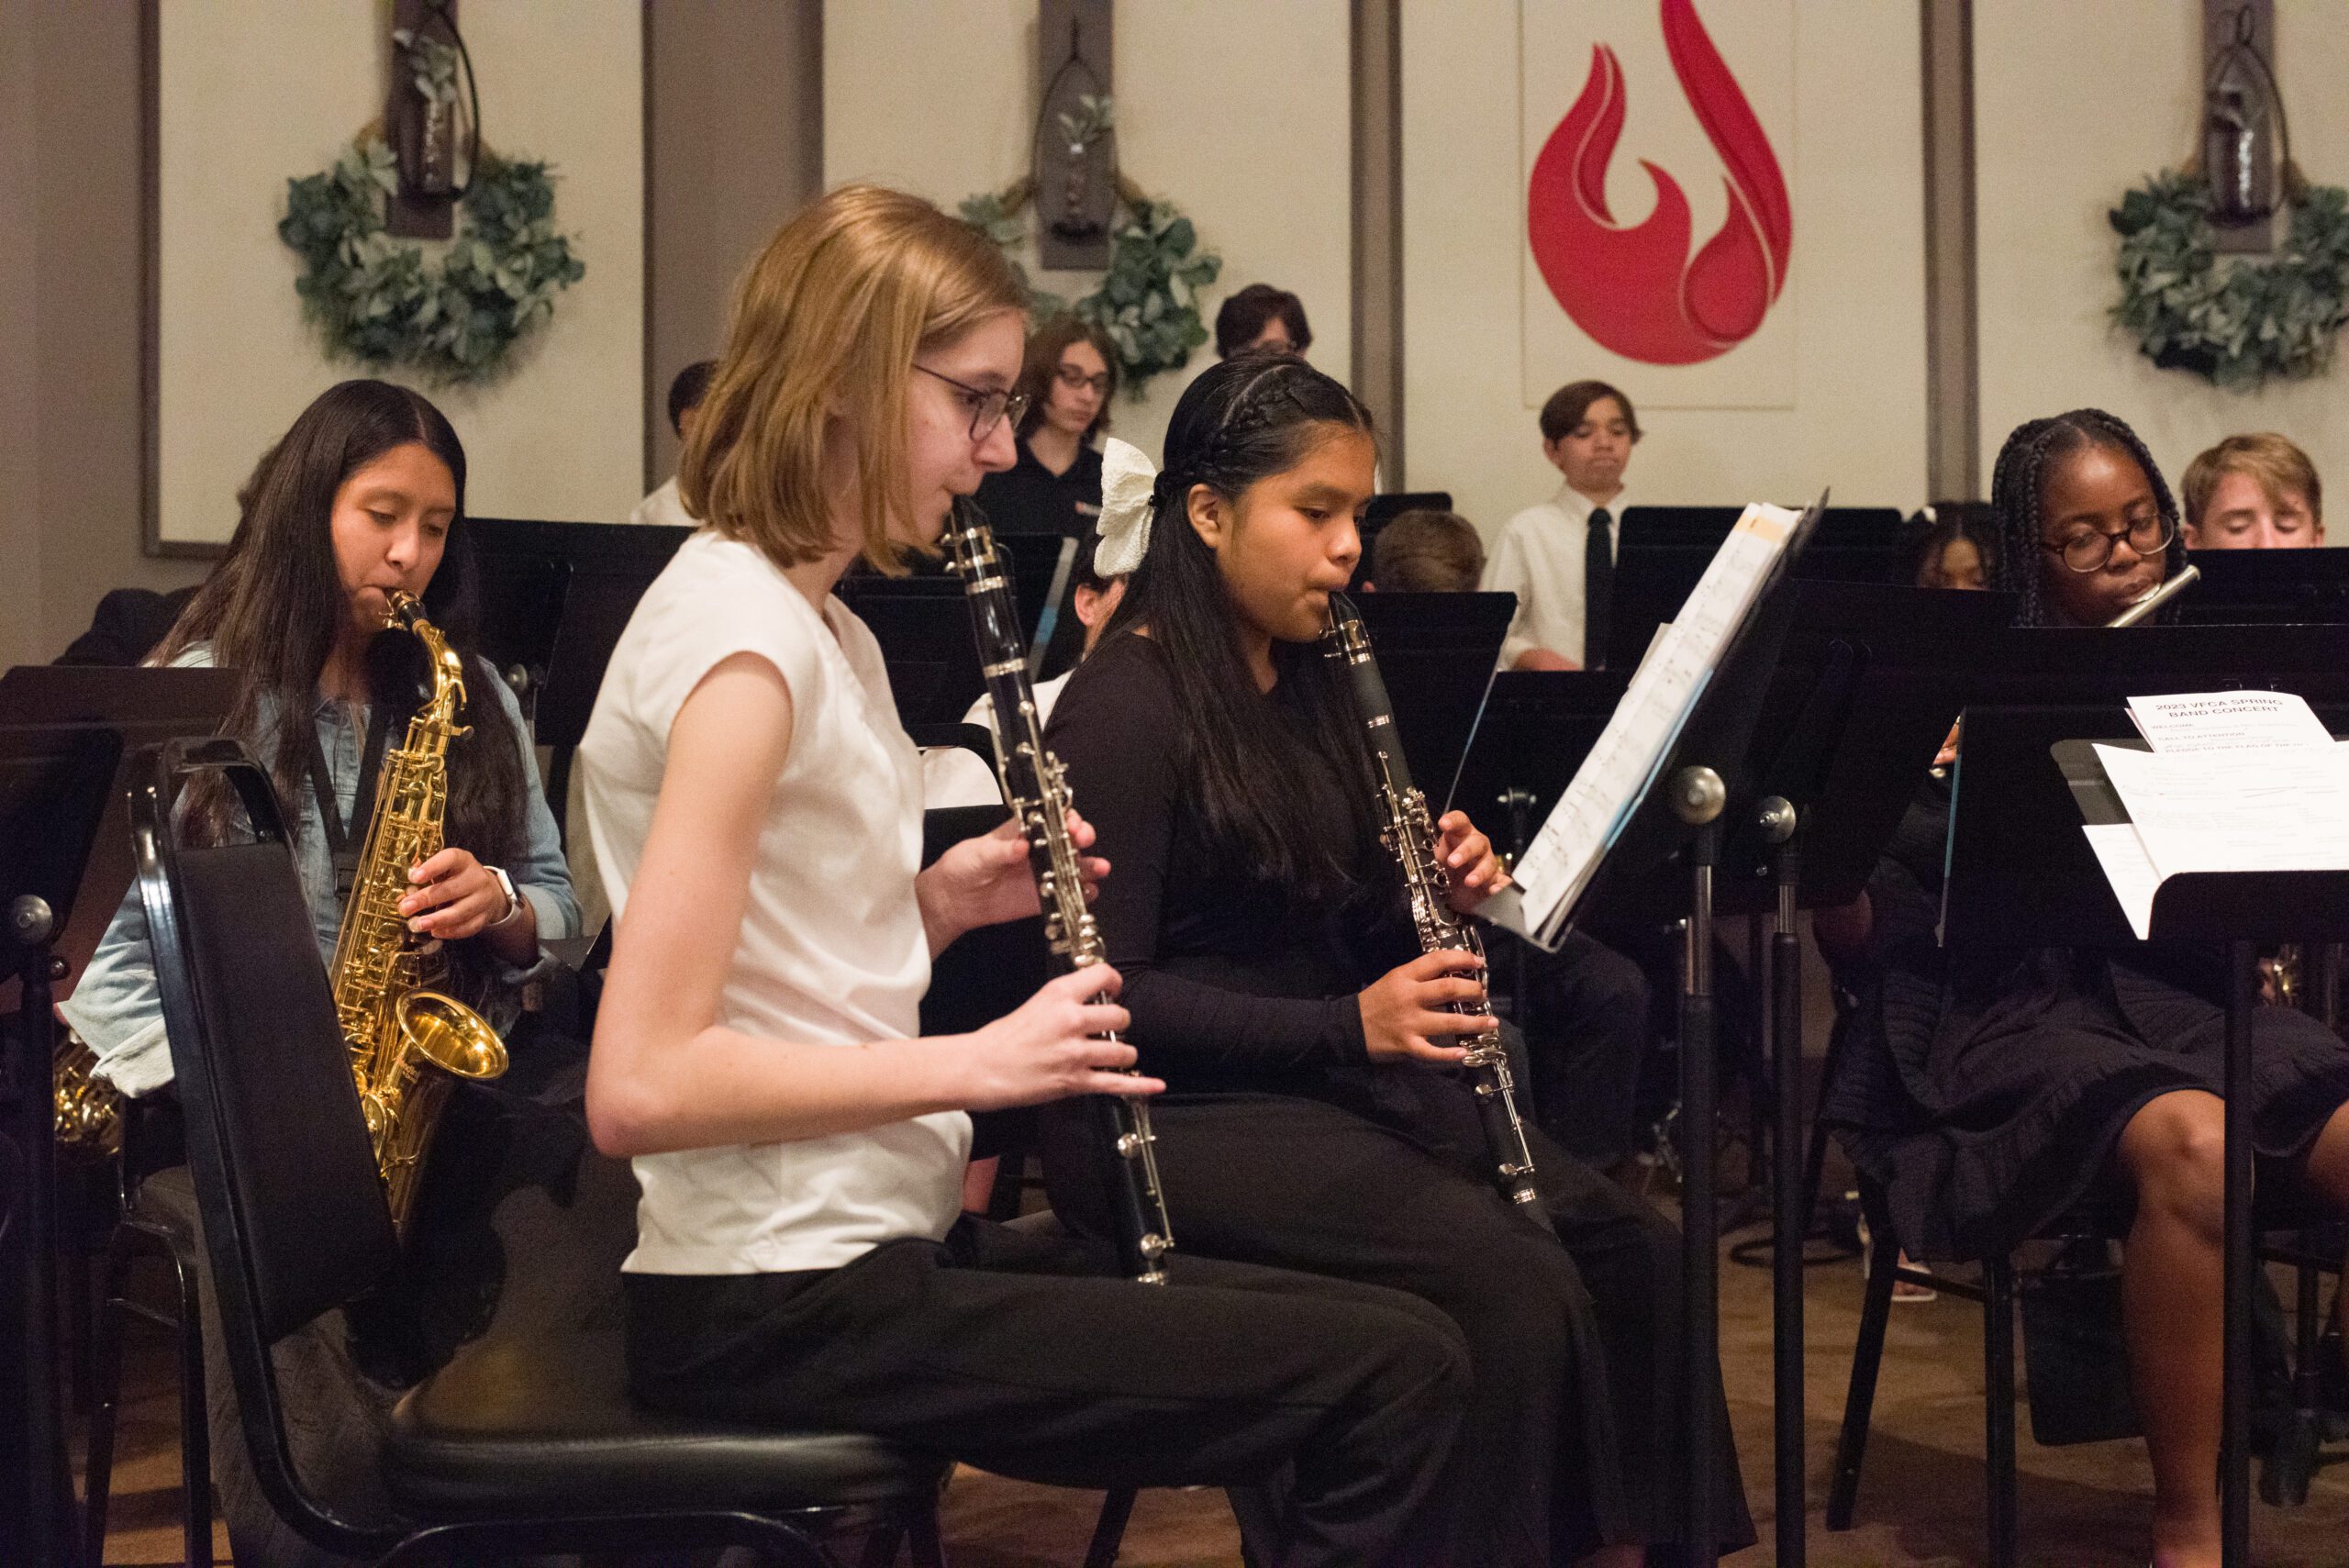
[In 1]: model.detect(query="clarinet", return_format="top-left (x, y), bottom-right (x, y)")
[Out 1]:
top-left (1324, 591), bottom-right (1542, 1210)
top-left (941, 500), bottom-right (1175, 1283)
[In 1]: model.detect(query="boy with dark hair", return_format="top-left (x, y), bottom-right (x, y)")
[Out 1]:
top-left (1484, 380), bottom-right (1641, 670)
top-left (1213, 283), bottom-right (1313, 360)
top-left (630, 358), bottom-right (721, 527)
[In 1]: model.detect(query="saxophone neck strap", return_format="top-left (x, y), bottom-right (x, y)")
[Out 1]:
top-left (307, 700), bottom-right (397, 900)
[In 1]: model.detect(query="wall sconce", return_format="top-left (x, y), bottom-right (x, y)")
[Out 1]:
top-left (1032, 0), bottom-right (1116, 270)
top-left (2196, 1), bottom-right (2304, 253)
top-left (386, 0), bottom-right (479, 239)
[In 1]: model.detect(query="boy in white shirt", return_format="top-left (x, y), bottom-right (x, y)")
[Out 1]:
top-left (1483, 381), bottom-right (1640, 671)
top-left (629, 360), bottom-right (717, 527)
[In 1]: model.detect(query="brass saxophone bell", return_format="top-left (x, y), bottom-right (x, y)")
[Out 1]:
top-left (395, 990), bottom-right (510, 1081)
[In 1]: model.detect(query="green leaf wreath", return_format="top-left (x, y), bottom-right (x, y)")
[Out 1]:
top-left (2110, 170), bottom-right (2349, 390)
top-left (279, 133), bottom-right (585, 386)
top-left (960, 179), bottom-right (1221, 397)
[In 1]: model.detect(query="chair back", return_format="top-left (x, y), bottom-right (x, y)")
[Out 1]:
top-left (134, 737), bottom-right (400, 1554)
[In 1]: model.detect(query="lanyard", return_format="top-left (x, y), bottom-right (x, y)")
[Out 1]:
top-left (307, 702), bottom-right (396, 901)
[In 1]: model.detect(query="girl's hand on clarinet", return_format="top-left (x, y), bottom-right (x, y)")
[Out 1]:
top-left (918, 812), bottom-right (1111, 948)
top-left (959, 966), bottom-right (1160, 1111)
top-left (1358, 950), bottom-right (1489, 1065)
top-left (1433, 810), bottom-right (1510, 912)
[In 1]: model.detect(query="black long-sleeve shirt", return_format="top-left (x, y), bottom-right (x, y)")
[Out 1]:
top-left (1045, 632), bottom-right (1420, 1110)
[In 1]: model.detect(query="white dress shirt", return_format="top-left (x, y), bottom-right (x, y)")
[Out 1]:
top-left (629, 475), bottom-right (696, 528)
top-left (1482, 482), bottom-right (1628, 670)
top-left (920, 672), bottom-right (1074, 809)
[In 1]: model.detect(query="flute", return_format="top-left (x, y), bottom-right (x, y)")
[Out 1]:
top-left (1936, 562), bottom-right (2207, 779)
top-left (1324, 592), bottom-right (1542, 1210)
top-left (2105, 562), bottom-right (2201, 627)
top-left (941, 500), bottom-right (1175, 1284)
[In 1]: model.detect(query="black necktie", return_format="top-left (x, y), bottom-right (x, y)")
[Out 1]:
top-left (1584, 506), bottom-right (1614, 671)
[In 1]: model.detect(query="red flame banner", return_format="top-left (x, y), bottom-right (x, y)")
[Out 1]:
top-left (1528, 0), bottom-right (1791, 365)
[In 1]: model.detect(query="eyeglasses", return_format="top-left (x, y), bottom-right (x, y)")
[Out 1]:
top-left (914, 363), bottom-right (1028, 442)
top-left (2041, 513), bottom-right (2176, 573)
top-left (1054, 362), bottom-right (1113, 397)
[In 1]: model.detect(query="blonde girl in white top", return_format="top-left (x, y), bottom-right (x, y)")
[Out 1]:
top-left (579, 184), bottom-right (1468, 1566)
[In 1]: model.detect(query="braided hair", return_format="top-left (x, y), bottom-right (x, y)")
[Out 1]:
top-left (1097, 350), bottom-right (1382, 903)
top-left (1986, 408), bottom-right (2188, 628)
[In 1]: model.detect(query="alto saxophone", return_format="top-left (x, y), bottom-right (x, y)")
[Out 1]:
top-left (1325, 592), bottom-right (1542, 1210)
top-left (53, 1033), bottom-right (124, 1159)
top-left (331, 591), bottom-right (508, 1234)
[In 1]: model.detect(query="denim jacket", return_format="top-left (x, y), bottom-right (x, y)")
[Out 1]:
top-left (58, 644), bottom-right (580, 1095)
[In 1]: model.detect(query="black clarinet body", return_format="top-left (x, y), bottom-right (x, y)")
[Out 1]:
top-left (942, 501), bottom-right (1174, 1283)
top-left (1324, 592), bottom-right (1542, 1210)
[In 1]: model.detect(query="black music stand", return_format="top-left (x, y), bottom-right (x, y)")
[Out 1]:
top-left (845, 538), bottom-right (1073, 735)
top-left (852, 535), bottom-right (1073, 662)
top-left (466, 518), bottom-right (692, 832)
top-left (1450, 670), bottom-right (1631, 830)
top-left (1349, 590), bottom-right (1512, 809)
top-left (2178, 546), bottom-right (2349, 625)
top-left (0, 664), bottom-right (236, 1568)
top-left (1448, 671), bottom-right (1631, 1082)
top-left (1607, 506), bottom-right (1909, 669)
top-left (466, 518), bottom-right (691, 711)
top-left (1947, 702), bottom-right (2349, 1568)
top-left (1537, 581), bottom-right (2011, 1563)
top-left (1526, 499), bottom-right (1822, 1564)
top-left (853, 579), bottom-right (992, 740)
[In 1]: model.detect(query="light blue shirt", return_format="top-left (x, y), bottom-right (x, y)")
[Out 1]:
top-left (58, 644), bottom-right (581, 1095)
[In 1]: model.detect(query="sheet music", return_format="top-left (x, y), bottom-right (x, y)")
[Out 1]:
top-left (2093, 742), bottom-right (2349, 881)
top-left (2125, 690), bottom-right (2333, 754)
top-left (1492, 503), bottom-right (1800, 948)
top-left (2081, 822), bottom-right (2163, 941)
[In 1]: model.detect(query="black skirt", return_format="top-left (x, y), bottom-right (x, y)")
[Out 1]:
top-left (1858, 948), bottom-right (2349, 1262)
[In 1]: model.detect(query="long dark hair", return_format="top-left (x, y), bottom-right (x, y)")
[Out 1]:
top-left (1986, 408), bottom-right (2188, 628)
top-left (1100, 353), bottom-right (1380, 902)
top-left (161, 381), bottom-right (530, 926)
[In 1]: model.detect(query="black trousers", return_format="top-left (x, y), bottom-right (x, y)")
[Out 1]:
top-left (1515, 930), bottom-right (1652, 1165)
top-left (628, 1218), bottom-right (1470, 1568)
top-left (1076, 1092), bottom-right (1753, 1567)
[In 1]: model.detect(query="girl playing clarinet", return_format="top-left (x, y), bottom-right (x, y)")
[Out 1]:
top-left (1043, 351), bottom-right (1752, 1567)
top-left (578, 184), bottom-right (1468, 1565)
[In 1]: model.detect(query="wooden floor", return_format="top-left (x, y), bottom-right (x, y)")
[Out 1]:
top-left (82, 1212), bottom-right (2348, 1567)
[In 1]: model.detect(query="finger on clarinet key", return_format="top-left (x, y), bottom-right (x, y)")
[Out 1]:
top-left (1099, 1073), bottom-right (1165, 1096)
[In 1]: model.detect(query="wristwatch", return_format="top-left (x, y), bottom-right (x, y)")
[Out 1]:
top-left (483, 864), bottom-right (525, 929)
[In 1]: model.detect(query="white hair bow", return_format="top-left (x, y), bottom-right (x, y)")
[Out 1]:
top-left (1094, 436), bottom-right (1159, 577)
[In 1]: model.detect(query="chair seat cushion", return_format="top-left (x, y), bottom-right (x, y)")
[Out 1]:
top-left (129, 1165), bottom-right (202, 1245)
top-left (384, 1329), bottom-right (949, 1518)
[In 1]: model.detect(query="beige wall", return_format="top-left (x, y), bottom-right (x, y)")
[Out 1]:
top-left (8, 1), bottom-right (818, 672)
top-left (645, 1), bottom-right (823, 493)
top-left (155, 0), bottom-right (643, 546)
top-left (1976, 2), bottom-right (2349, 530)
top-left (823, 0), bottom-right (1354, 464)
top-left (4, 1), bottom-right (206, 670)
top-left (0, 0), bottom-right (39, 670)
top-left (1403, 0), bottom-right (1929, 539)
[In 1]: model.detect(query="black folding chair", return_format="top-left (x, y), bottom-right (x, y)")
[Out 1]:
top-left (135, 736), bottom-right (949, 1566)
top-left (79, 1095), bottom-right (210, 1568)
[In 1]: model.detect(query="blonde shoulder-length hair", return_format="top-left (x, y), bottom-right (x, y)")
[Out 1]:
top-left (679, 183), bottom-right (1027, 573)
